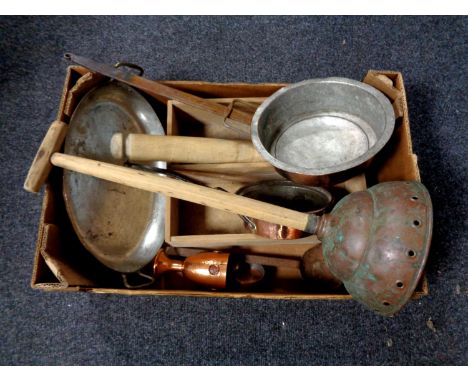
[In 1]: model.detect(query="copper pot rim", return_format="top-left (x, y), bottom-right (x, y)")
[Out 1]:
top-left (236, 179), bottom-right (333, 214)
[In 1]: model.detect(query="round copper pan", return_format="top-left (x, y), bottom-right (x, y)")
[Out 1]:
top-left (236, 180), bottom-right (332, 239)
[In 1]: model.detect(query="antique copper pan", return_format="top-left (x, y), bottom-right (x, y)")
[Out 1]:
top-left (235, 180), bottom-right (332, 239)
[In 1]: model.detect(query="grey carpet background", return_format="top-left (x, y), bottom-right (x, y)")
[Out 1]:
top-left (0, 16), bottom-right (467, 365)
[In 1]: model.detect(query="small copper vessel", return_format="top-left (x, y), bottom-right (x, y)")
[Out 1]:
top-left (153, 249), bottom-right (229, 289)
top-left (236, 180), bottom-right (332, 239)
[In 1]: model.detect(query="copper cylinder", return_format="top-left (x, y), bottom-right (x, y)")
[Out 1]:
top-left (254, 221), bottom-right (304, 240)
top-left (153, 249), bottom-right (229, 289)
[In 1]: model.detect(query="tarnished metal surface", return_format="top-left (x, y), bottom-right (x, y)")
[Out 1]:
top-left (317, 181), bottom-right (433, 316)
top-left (300, 245), bottom-right (342, 288)
top-left (236, 180), bottom-right (332, 239)
top-left (63, 82), bottom-right (166, 273)
top-left (232, 262), bottom-right (266, 288)
top-left (251, 78), bottom-right (395, 186)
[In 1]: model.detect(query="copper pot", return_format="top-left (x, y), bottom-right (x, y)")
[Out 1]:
top-left (236, 180), bottom-right (332, 239)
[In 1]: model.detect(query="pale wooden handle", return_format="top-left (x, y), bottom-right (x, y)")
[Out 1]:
top-left (24, 121), bottom-right (68, 193)
top-left (111, 133), bottom-right (265, 164)
top-left (51, 153), bottom-right (314, 232)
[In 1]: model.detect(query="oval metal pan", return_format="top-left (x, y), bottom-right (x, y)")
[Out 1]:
top-left (63, 81), bottom-right (166, 273)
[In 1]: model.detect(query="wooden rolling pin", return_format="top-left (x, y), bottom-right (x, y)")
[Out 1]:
top-left (110, 133), bottom-right (264, 163)
top-left (24, 120), bottom-right (318, 233)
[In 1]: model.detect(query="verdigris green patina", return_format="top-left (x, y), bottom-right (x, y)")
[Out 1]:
top-left (316, 181), bottom-right (433, 316)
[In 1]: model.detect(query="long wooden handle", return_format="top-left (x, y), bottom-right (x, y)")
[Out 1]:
top-left (51, 153), bottom-right (316, 232)
top-left (24, 121), bottom-right (68, 193)
top-left (110, 133), bottom-right (265, 163)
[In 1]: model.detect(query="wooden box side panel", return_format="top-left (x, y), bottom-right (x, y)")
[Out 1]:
top-left (363, 71), bottom-right (421, 183)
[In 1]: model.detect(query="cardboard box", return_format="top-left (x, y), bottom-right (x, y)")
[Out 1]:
top-left (30, 66), bottom-right (428, 300)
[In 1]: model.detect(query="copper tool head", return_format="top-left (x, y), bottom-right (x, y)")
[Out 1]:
top-left (317, 181), bottom-right (433, 316)
top-left (153, 249), bottom-right (229, 290)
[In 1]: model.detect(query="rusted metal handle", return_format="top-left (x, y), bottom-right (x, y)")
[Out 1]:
top-left (121, 271), bottom-right (155, 289)
top-left (239, 214), bottom-right (257, 232)
top-left (64, 53), bottom-right (254, 126)
top-left (114, 61), bottom-right (144, 76)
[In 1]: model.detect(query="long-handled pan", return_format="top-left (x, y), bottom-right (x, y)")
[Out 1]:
top-left (24, 120), bottom-right (432, 316)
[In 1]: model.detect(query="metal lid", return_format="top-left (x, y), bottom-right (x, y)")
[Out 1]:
top-left (63, 81), bottom-right (166, 273)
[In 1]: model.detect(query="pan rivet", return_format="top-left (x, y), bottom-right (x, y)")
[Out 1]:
top-left (407, 250), bottom-right (416, 257)
top-left (209, 265), bottom-right (220, 275)
top-left (413, 220), bottom-right (421, 227)
top-left (411, 196), bottom-right (419, 201)
top-left (396, 281), bottom-right (404, 288)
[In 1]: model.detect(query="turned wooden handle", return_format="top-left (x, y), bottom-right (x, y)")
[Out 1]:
top-left (24, 121), bottom-right (68, 193)
top-left (51, 153), bottom-right (316, 232)
top-left (110, 133), bottom-right (265, 163)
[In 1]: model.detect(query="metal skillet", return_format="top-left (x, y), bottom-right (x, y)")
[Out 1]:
top-left (63, 81), bottom-right (166, 274)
